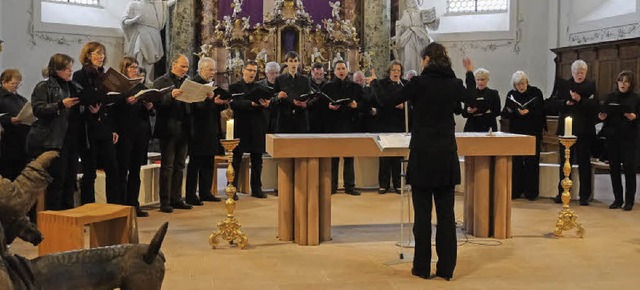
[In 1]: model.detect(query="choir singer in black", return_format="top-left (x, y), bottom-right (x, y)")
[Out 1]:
top-left (550, 60), bottom-right (597, 206)
top-left (462, 68), bottom-right (501, 132)
top-left (153, 54), bottom-right (193, 213)
top-left (597, 71), bottom-right (639, 211)
top-left (272, 51), bottom-right (311, 133)
top-left (322, 60), bottom-right (363, 196)
top-left (229, 61), bottom-right (271, 199)
top-left (369, 60), bottom-right (408, 194)
top-left (185, 57), bottom-right (227, 206)
top-left (500, 71), bottom-right (545, 200)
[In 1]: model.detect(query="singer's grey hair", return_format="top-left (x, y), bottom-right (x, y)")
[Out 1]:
top-left (511, 71), bottom-right (529, 88)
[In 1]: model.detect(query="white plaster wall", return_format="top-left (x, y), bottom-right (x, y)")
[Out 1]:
top-left (0, 0), bottom-right (127, 97)
top-left (398, 0), bottom-right (553, 131)
top-left (559, 0), bottom-right (640, 46)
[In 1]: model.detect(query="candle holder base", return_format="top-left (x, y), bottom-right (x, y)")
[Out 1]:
top-left (209, 139), bottom-right (249, 249)
top-left (554, 208), bottom-right (585, 238)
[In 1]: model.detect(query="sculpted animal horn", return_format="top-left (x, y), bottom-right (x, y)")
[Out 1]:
top-left (143, 222), bottom-right (169, 265)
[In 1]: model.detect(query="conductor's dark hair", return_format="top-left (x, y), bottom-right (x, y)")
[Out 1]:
top-left (420, 42), bottom-right (451, 70)
top-left (284, 51), bottom-right (299, 61)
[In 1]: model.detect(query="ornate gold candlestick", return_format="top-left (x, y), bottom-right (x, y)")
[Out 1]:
top-left (209, 139), bottom-right (249, 249)
top-left (554, 136), bottom-right (585, 238)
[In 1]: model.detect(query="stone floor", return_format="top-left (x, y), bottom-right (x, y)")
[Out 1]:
top-left (11, 173), bottom-right (640, 290)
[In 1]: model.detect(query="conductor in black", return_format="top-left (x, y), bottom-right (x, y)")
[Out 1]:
top-left (389, 42), bottom-right (475, 281)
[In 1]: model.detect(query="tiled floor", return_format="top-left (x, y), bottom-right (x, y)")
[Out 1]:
top-left (10, 173), bottom-right (640, 290)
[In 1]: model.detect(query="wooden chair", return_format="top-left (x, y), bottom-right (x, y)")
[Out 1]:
top-left (37, 203), bottom-right (138, 256)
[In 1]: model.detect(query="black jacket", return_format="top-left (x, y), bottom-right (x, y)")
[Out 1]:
top-left (549, 78), bottom-right (597, 136)
top-left (73, 66), bottom-right (114, 142)
top-left (0, 88), bottom-right (30, 159)
top-left (321, 78), bottom-right (364, 133)
top-left (500, 86), bottom-right (545, 136)
top-left (272, 72), bottom-right (311, 133)
top-left (257, 78), bottom-right (276, 134)
top-left (307, 79), bottom-right (327, 133)
top-left (394, 67), bottom-right (472, 188)
top-left (153, 73), bottom-right (190, 139)
top-left (229, 80), bottom-right (268, 153)
top-left (462, 87), bottom-right (501, 132)
top-left (26, 76), bottom-right (82, 155)
top-left (598, 90), bottom-right (640, 139)
top-left (112, 83), bottom-right (154, 139)
top-left (370, 78), bottom-right (408, 133)
top-left (188, 74), bottom-right (225, 156)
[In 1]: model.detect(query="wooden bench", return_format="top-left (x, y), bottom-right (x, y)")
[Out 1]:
top-left (37, 203), bottom-right (138, 256)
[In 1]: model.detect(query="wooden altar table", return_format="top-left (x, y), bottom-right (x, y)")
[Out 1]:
top-left (266, 132), bottom-right (535, 245)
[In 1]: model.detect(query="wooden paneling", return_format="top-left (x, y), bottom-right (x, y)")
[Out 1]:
top-left (551, 37), bottom-right (640, 99)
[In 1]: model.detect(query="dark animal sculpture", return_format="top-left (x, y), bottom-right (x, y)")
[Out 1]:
top-left (30, 222), bottom-right (168, 290)
top-left (1, 152), bottom-right (169, 290)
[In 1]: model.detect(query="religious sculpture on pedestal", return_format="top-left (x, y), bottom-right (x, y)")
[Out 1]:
top-left (392, 0), bottom-right (440, 73)
top-left (122, 0), bottom-right (178, 84)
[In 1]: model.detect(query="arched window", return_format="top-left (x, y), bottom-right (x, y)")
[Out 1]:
top-left (446, 0), bottom-right (508, 15)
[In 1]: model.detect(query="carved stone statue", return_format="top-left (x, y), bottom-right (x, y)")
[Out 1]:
top-left (122, 0), bottom-right (178, 84)
top-left (232, 0), bottom-right (243, 18)
top-left (228, 50), bottom-right (245, 71)
top-left (310, 47), bottom-right (326, 63)
top-left (392, 0), bottom-right (439, 72)
top-left (332, 52), bottom-right (344, 66)
top-left (194, 44), bottom-right (212, 59)
top-left (330, 1), bottom-right (341, 20)
top-left (256, 48), bottom-right (268, 63)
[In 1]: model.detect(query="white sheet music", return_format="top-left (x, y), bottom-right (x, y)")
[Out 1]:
top-left (376, 133), bottom-right (411, 150)
top-left (16, 101), bottom-right (35, 126)
top-left (176, 80), bottom-right (214, 103)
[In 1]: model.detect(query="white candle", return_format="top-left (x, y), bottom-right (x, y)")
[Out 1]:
top-left (264, 54), bottom-right (267, 62)
top-left (564, 116), bottom-right (573, 136)
top-left (226, 119), bottom-right (234, 140)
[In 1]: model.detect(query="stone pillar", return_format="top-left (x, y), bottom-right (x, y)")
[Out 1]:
top-left (170, 0), bottom-right (196, 74)
top-left (363, 0), bottom-right (390, 73)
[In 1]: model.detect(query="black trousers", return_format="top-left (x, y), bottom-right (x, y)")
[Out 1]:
top-left (607, 135), bottom-right (637, 205)
top-left (186, 155), bottom-right (214, 199)
top-left (331, 157), bottom-right (355, 191)
top-left (80, 138), bottom-right (120, 205)
top-left (231, 149), bottom-right (263, 192)
top-left (378, 157), bottom-right (401, 189)
top-left (513, 135), bottom-right (541, 199)
top-left (159, 132), bottom-right (189, 206)
top-left (411, 186), bottom-right (457, 277)
top-left (558, 134), bottom-right (593, 201)
top-left (117, 132), bottom-right (149, 209)
top-left (42, 140), bottom-right (79, 210)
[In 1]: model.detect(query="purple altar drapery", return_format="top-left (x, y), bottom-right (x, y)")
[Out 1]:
top-left (218, 0), bottom-right (264, 25)
top-left (302, 0), bottom-right (332, 23)
top-left (217, 1), bottom-right (333, 25)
